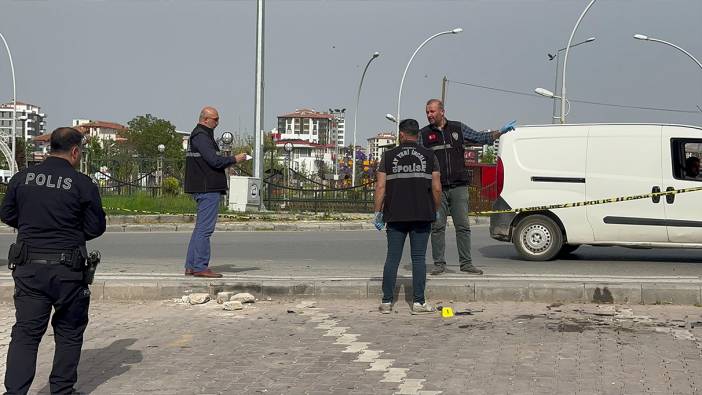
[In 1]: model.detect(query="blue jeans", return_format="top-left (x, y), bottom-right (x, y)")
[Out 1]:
top-left (381, 221), bottom-right (432, 304)
top-left (185, 192), bottom-right (221, 272)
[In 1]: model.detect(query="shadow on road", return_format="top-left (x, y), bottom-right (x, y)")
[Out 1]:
top-left (37, 338), bottom-right (143, 395)
top-left (479, 245), bottom-right (702, 264)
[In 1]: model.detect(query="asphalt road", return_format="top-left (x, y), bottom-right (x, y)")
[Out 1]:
top-left (0, 225), bottom-right (701, 278)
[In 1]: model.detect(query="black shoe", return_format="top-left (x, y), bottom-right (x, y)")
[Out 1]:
top-left (430, 265), bottom-right (446, 275)
top-left (460, 265), bottom-right (483, 275)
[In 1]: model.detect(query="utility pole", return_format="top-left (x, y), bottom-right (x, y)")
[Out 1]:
top-left (253, 0), bottom-right (265, 210)
top-left (441, 76), bottom-right (448, 105)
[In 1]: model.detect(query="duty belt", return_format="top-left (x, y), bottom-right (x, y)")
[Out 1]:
top-left (27, 251), bottom-right (73, 265)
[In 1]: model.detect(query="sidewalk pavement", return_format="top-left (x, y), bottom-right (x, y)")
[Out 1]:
top-left (2, 300), bottom-right (702, 394)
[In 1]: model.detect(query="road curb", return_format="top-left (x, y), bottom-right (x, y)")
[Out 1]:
top-left (0, 217), bottom-right (486, 234)
top-left (2, 274), bottom-right (700, 305)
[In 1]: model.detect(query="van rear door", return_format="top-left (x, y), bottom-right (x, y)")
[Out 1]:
top-left (585, 125), bottom-right (668, 242)
top-left (662, 126), bottom-right (702, 243)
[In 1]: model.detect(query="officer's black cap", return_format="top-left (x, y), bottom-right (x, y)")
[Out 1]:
top-left (399, 119), bottom-right (420, 136)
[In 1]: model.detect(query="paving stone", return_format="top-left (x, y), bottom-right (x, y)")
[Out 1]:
top-left (229, 292), bottom-right (255, 303)
top-left (187, 293), bottom-right (210, 304)
top-left (223, 301), bottom-right (243, 311)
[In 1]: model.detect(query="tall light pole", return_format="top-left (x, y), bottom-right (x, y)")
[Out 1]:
top-left (561, 0), bottom-right (597, 124)
top-left (548, 37), bottom-right (596, 123)
top-left (0, 32), bottom-right (16, 174)
top-left (396, 28), bottom-right (462, 142)
top-left (253, 0), bottom-right (265, 210)
top-left (351, 51), bottom-right (380, 187)
top-left (633, 34), bottom-right (702, 71)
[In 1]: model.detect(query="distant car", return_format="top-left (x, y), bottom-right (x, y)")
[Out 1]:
top-left (0, 169), bottom-right (12, 184)
top-left (490, 123), bottom-right (702, 261)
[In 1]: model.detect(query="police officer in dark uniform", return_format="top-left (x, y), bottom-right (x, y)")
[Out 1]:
top-left (373, 119), bottom-right (441, 314)
top-left (2, 127), bottom-right (106, 395)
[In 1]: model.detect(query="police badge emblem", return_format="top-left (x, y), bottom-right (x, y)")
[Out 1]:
top-left (452, 132), bottom-right (459, 141)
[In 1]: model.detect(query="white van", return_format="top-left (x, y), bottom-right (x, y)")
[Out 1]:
top-left (489, 123), bottom-right (702, 261)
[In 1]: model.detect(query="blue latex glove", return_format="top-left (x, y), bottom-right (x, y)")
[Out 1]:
top-left (373, 212), bottom-right (385, 231)
top-left (500, 120), bottom-right (517, 133)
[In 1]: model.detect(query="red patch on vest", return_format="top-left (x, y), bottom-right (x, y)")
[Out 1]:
top-left (428, 133), bottom-right (438, 142)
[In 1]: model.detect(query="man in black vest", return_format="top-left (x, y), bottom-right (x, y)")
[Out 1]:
top-left (2, 127), bottom-right (106, 395)
top-left (374, 119), bottom-right (441, 314)
top-left (419, 99), bottom-right (515, 275)
top-left (184, 107), bottom-right (247, 278)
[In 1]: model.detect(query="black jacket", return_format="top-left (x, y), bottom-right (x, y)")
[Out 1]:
top-left (419, 120), bottom-right (468, 187)
top-left (184, 124), bottom-right (235, 194)
top-left (0, 156), bottom-right (106, 250)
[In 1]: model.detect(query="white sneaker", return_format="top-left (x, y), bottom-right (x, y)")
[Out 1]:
top-left (411, 302), bottom-right (435, 314)
top-left (379, 302), bottom-right (392, 314)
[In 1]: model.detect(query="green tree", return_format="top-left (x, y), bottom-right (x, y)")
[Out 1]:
top-left (480, 146), bottom-right (496, 164)
top-left (125, 114), bottom-right (183, 160)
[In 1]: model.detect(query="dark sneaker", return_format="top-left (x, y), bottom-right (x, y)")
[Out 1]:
top-left (430, 265), bottom-right (446, 275)
top-left (460, 265), bottom-right (483, 275)
top-left (379, 302), bottom-right (392, 314)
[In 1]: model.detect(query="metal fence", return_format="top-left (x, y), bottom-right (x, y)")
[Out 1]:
top-left (74, 158), bottom-right (499, 214)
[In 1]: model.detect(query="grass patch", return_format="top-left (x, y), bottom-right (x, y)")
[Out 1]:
top-left (101, 193), bottom-right (200, 215)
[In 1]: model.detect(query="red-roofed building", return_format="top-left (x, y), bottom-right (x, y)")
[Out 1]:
top-left (72, 119), bottom-right (127, 144)
top-left (277, 108), bottom-right (342, 146)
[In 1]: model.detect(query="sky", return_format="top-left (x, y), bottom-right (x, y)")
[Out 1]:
top-left (0, 0), bottom-right (701, 143)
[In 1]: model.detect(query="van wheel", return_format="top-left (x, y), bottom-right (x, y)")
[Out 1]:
top-left (512, 215), bottom-right (563, 261)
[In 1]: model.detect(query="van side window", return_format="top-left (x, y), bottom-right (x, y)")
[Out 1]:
top-left (671, 139), bottom-right (702, 181)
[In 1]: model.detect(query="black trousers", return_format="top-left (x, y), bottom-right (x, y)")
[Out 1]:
top-left (4, 263), bottom-right (90, 395)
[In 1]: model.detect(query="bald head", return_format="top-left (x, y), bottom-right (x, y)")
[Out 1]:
top-left (198, 106), bottom-right (220, 129)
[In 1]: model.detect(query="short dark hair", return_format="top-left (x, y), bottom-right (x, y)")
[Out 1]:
top-left (399, 119), bottom-right (420, 136)
top-left (50, 127), bottom-right (84, 153)
top-left (426, 99), bottom-right (444, 110)
top-left (686, 156), bottom-right (700, 168)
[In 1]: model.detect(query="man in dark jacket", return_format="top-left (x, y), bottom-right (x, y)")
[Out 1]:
top-left (419, 99), bottom-right (514, 276)
top-left (184, 107), bottom-right (247, 278)
top-left (374, 119), bottom-right (441, 314)
top-left (2, 127), bottom-right (106, 395)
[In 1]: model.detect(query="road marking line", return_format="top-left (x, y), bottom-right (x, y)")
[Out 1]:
top-left (302, 309), bottom-right (442, 394)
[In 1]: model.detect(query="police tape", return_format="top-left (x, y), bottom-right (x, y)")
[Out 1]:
top-left (472, 185), bottom-right (702, 216)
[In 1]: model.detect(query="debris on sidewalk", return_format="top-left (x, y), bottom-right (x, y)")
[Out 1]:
top-left (230, 293), bottom-right (256, 303)
top-left (295, 300), bottom-right (317, 309)
top-left (216, 292), bottom-right (235, 304)
top-left (187, 293), bottom-right (211, 305)
top-left (223, 301), bottom-right (244, 311)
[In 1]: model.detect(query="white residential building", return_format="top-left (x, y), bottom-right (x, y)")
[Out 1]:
top-left (329, 108), bottom-right (346, 147)
top-left (277, 108), bottom-right (336, 145)
top-left (72, 119), bottom-right (127, 144)
top-left (275, 139), bottom-right (337, 178)
top-left (367, 132), bottom-right (396, 161)
top-left (0, 101), bottom-right (47, 140)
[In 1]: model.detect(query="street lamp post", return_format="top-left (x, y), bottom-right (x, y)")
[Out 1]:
top-left (0, 32), bottom-right (17, 174)
top-left (351, 51), bottom-right (380, 187)
top-left (548, 37), bottom-right (596, 123)
top-left (561, 0), bottom-right (598, 124)
top-left (157, 144), bottom-right (165, 197)
top-left (396, 28), bottom-right (462, 142)
top-left (633, 34), bottom-right (702, 71)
